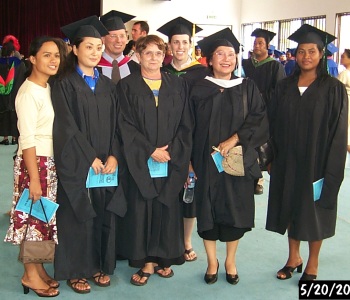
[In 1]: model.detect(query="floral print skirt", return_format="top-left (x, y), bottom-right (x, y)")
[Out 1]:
top-left (4, 155), bottom-right (58, 245)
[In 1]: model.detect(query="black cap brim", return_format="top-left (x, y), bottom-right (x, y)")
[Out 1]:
top-left (288, 24), bottom-right (336, 48)
top-left (61, 15), bottom-right (109, 42)
top-left (251, 28), bottom-right (276, 44)
top-left (100, 10), bottom-right (135, 31)
top-left (197, 27), bottom-right (241, 56)
top-left (157, 17), bottom-right (202, 40)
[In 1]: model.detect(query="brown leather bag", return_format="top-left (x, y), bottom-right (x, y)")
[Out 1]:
top-left (18, 199), bottom-right (55, 264)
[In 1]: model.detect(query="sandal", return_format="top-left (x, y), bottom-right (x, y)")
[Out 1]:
top-left (67, 279), bottom-right (90, 294)
top-left (300, 272), bottom-right (317, 281)
top-left (130, 269), bottom-right (151, 286)
top-left (277, 263), bottom-right (303, 280)
top-left (92, 272), bottom-right (110, 287)
top-left (184, 248), bottom-right (197, 262)
top-left (44, 278), bottom-right (60, 288)
top-left (154, 266), bottom-right (174, 278)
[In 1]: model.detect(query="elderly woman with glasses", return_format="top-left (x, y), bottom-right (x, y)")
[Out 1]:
top-left (116, 34), bottom-right (193, 286)
top-left (190, 28), bottom-right (268, 285)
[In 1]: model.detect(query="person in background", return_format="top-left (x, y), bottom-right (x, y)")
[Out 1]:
top-left (191, 28), bottom-right (268, 285)
top-left (326, 43), bottom-right (339, 77)
top-left (52, 16), bottom-right (124, 294)
top-left (158, 16), bottom-right (209, 263)
top-left (0, 40), bottom-right (26, 145)
top-left (117, 35), bottom-right (192, 286)
top-left (242, 28), bottom-right (286, 195)
top-left (129, 21), bottom-right (149, 63)
top-left (162, 42), bottom-right (173, 66)
top-left (194, 45), bottom-right (207, 66)
top-left (4, 35), bottom-right (61, 297)
top-left (2, 35), bottom-right (23, 59)
top-left (98, 10), bottom-right (140, 83)
top-left (284, 48), bottom-right (297, 76)
top-left (267, 24), bottom-right (347, 281)
top-left (338, 48), bottom-right (350, 154)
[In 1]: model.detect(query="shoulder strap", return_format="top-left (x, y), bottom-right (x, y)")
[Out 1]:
top-left (242, 78), bottom-right (248, 119)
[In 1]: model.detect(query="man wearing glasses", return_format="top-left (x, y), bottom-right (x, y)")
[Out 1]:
top-left (99, 10), bottom-right (140, 82)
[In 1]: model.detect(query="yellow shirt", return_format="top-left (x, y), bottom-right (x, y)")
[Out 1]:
top-left (143, 77), bottom-right (161, 107)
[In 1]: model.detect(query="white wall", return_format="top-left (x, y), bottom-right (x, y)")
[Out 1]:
top-left (101, 0), bottom-right (242, 41)
top-left (241, 0), bottom-right (350, 35)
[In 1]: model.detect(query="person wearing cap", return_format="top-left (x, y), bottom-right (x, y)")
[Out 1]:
top-left (4, 35), bottom-right (62, 298)
top-left (98, 10), bottom-right (140, 82)
top-left (52, 16), bottom-right (125, 293)
top-left (326, 43), bottom-right (339, 77)
top-left (285, 48), bottom-right (297, 76)
top-left (266, 24), bottom-right (348, 281)
top-left (242, 28), bottom-right (286, 195)
top-left (159, 17), bottom-right (209, 86)
top-left (158, 17), bottom-right (208, 263)
top-left (190, 28), bottom-right (268, 285)
top-left (274, 50), bottom-right (287, 66)
top-left (116, 34), bottom-right (192, 286)
top-left (338, 49), bottom-right (350, 154)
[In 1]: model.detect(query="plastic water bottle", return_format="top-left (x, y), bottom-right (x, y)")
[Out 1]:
top-left (183, 172), bottom-right (195, 203)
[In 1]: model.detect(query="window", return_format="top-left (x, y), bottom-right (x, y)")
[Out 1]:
top-left (335, 13), bottom-right (350, 64)
top-left (241, 16), bottom-right (326, 58)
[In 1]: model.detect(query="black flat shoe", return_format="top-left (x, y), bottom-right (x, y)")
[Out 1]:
top-left (0, 139), bottom-right (9, 145)
top-left (277, 263), bottom-right (303, 280)
top-left (12, 138), bottom-right (18, 145)
top-left (204, 260), bottom-right (219, 284)
top-left (300, 272), bottom-right (317, 281)
top-left (226, 273), bottom-right (239, 285)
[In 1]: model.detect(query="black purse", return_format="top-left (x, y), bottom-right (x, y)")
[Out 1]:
top-left (18, 198), bottom-right (55, 264)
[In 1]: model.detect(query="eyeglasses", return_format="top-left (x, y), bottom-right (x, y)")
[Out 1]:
top-left (108, 34), bottom-right (127, 40)
top-left (141, 51), bottom-right (164, 58)
top-left (214, 51), bottom-right (236, 59)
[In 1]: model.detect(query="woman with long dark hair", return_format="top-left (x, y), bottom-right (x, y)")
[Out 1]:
top-left (267, 24), bottom-right (348, 281)
top-left (52, 16), bottom-right (123, 294)
top-left (4, 36), bottom-right (61, 297)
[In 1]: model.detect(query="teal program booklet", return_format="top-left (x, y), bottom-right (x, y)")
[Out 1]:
top-left (86, 167), bottom-right (118, 188)
top-left (147, 157), bottom-right (168, 178)
top-left (211, 151), bottom-right (224, 173)
top-left (313, 178), bottom-right (324, 201)
top-left (15, 188), bottom-right (59, 222)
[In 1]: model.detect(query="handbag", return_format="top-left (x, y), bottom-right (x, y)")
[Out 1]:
top-left (222, 145), bottom-right (245, 176)
top-left (18, 198), bottom-right (55, 264)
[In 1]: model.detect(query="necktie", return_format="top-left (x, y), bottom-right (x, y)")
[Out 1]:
top-left (111, 60), bottom-right (121, 84)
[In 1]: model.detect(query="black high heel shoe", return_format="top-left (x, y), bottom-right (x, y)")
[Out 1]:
top-left (277, 262), bottom-right (303, 280)
top-left (0, 139), bottom-right (9, 145)
top-left (204, 260), bottom-right (219, 284)
top-left (300, 272), bottom-right (317, 281)
top-left (22, 283), bottom-right (59, 297)
top-left (226, 272), bottom-right (239, 285)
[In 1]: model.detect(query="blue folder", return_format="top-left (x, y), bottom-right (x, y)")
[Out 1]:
top-left (15, 188), bottom-right (59, 222)
top-left (313, 178), bottom-right (324, 201)
top-left (86, 167), bottom-right (118, 188)
top-left (147, 158), bottom-right (168, 178)
top-left (211, 151), bottom-right (224, 173)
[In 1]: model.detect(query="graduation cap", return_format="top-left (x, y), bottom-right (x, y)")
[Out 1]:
top-left (326, 43), bottom-right (339, 56)
top-left (100, 10), bottom-right (135, 31)
top-left (61, 16), bottom-right (109, 43)
top-left (157, 17), bottom-right (202, 40)
top-left (288, 24), bottom-right (336, 48)
top-left (274, 49), bottom-right (285, 58)
top-left (197, 27), bottom-right (241, 57)
top-left (286, 48), bottom-right (297, 56)
top-left (251, 28), bottom-right (276, 45)
top-left (268, 44), bottom-right (275, 55)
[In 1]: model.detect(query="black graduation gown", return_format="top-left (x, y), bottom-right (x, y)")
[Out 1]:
top-left (162, 62), bottom-right (209, 218)
top-left (266, 75), bottom-right (348, 241)
top-left (116, 71), bottom-right (192, 268)
top-left (242, 58), bottom-right (286, 121)
top-left (191, 77), bottom-right (268, 233)
top-left (51, 72), bottom-right (126, 279)
top-left (0, 57), bottom-right (26, 136)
